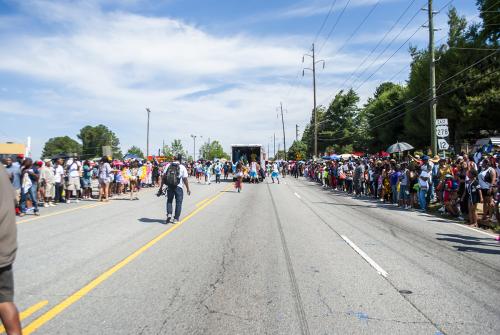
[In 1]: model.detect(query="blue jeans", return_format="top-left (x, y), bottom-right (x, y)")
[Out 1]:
top-left (399, 185), bottom-right (408, 202)
top-left (20, 185), bottom-right (38, 213)
top-left (166, 186), bottom-right (184, 220)
top-left (391, 185), bottom-right (399, 203)
top-left (418, 189), bottom-right (428, 211)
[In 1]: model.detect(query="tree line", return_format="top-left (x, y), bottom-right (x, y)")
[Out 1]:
top-left (41, 124), bottom-right (231, 162)
top-left (292, 2), bottom-right (498, 159)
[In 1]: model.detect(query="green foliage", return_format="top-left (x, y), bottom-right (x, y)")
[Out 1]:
top-left (274, 150), bottom-right (286, 160)
top-left (287, 140), bottom-right (307, 161)
top-left (126, 146), bottom-right (144, 159)
top-left (199, 140), bottom-right (229, 160)
top-left (162, 145), bottom-right (173, 158)
top-left (41, 136), bottom-right (82, 159)
top-left (77, 125), bottom-right (122, 159)
top-left (171, 139), bottom-right (188, 160)
top-left (365, 82), bottom-right (407, 150)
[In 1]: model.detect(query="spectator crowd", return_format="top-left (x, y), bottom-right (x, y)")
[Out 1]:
top-left (302, 151), bottom-right (499, 228)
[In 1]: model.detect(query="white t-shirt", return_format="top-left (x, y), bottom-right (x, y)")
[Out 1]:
top-left (478, 167), bottom-right (493, 189)
top-left (172, 163), bottom-right (189, 188)
top-left (54, 165), bottom-right (64, 183)
top-left (419, 170), bottom-right (430, 189)
top-left (68, 161), bottom-right (81, 178)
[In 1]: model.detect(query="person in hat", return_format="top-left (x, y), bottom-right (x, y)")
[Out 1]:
top-left (39, 159), bottom-right (56, 207)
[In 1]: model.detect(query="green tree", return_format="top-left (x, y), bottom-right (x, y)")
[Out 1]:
top-left (364, 82), bottom-right (407, 151)
top-left (199, 140), bottom-right (229, 160)
top-left (41, 136), bottom-right (82, 159)
top-left (171, 139), bottom-right (188, 159)
top-left (274, 150), bottom-right (286, 160)
top-left (287, 140), bottom-right (307, 161)
top-left (77, 125), bottom-right (122, 159)
top-left (125, 146), bottom-right (144, 159)
top-left (320, 89), bottom-right (359, 152)
top-left (162, 145), bottom-right (173, 159)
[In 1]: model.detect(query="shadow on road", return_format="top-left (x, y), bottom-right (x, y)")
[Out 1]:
top-left (138, 217), bottom-right (165, 224)
top-left (436, 233), bottom-right (500, 254)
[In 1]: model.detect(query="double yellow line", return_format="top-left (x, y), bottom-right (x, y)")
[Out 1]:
top-left (22, 186), bottom-right (230, 334)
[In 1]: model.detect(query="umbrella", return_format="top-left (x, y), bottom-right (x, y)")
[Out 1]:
top-left (322, 155), bottom-right (332, 160)
top-left (123, 153), bottom-right (139, 160)
top-left (330, 154), bottom-right (340, 160)
top-left (340, 153), bottom-right (355, 159)
top-left (387, 141), bottom-right (414, 153)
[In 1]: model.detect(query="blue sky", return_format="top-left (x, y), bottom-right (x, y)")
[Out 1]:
top-left (0, 0), bottom-right (479, 158)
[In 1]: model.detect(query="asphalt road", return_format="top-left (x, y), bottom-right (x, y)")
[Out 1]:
top-left (8, 176), bottom-right (500, 335)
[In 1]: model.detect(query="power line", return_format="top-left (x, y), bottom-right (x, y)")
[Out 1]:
top-left (359, 49), bottom-right (498, 126)
top-left (336, 0), bottom-right (419, 90)
top-left (313, 0), bottom-right (338, 44)
top-left (353, 0), bottom-right (455, 92)
top-left (317, 0), bottom-right (352, 54)
top-left (318, 2), bottom-right (426, 106)
top-left (316, 68), bottom-right (498, 143)
top-left (324, 1), bottom-right (381, 62)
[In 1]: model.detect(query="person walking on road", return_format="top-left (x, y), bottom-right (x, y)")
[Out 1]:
top-left (271, 161), bottom-right (280, 184)
top-left (0, 165), bottom-right (22, 335)
top-left (235, 162), bottom-right (243, 193)
top-left (160, 155), bottom-right (191, 224)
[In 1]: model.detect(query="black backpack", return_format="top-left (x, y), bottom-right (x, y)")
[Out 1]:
top-left (165, 164), bottom-right (180, 188)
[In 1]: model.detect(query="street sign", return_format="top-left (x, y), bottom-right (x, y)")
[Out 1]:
top-left (438, 139), bottom-right (449, 150)
top-left (436, 125), bottom-right (449, 138)
top-left (436, 118), bottom-right (448, 126)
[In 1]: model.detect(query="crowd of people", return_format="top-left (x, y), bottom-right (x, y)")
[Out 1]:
top-left (2, 155), bottom-right (169, 217)
top-left (302, 151), bottom-right (500, 227)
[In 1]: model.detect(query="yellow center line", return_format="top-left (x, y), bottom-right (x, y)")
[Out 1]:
top-left (16, 203), bottom-right (108, 225)
top-left (22, 185), bottom-right (231, 335)
top-left (195, 197), bottom-right (211, 207)
top-left (0, 300), bottom-right (48, 333)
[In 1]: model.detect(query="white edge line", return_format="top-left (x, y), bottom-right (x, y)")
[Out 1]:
top-left (341, 235), bottom-right (388, 278)
top-left (294, 192), bottom-right (302, 199)
top-left (446, 221), bottom-right (498, 238)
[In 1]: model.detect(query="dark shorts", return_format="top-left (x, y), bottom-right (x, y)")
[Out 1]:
top-left (0, 265), bottom-right (14, 303)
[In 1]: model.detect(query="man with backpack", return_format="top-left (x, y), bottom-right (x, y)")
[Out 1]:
top-left (158, 155), bottom-right (191, 224)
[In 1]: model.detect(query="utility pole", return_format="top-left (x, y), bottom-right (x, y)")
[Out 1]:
top-left (279, 102), bottom-right (286, 161)
top-left (428, 0), bottom-right (437, 156)
top-left (146, 108), bottom-right (151, 159)
top-left (190, 134), bottom-right (198, 161)
top-left (273, 133), bottom-right (276, 159)
top-left (303, 43), bottom-right (324, 159)
top-left (295, 124), bottom-right (299, 142)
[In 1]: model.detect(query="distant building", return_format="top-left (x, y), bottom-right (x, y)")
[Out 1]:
top-left (0, 142), bottom-right (26, 161)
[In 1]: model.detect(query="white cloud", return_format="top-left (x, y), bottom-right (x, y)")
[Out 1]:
top-left (0, 0), bottom-right (415, 158)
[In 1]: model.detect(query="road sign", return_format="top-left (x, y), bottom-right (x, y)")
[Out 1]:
top-left (436, 118), bottom-right (448, 126)
top-left (438, 139), bottom-right (449, 150)
top-left (436, 125), bottom-right (449, 138)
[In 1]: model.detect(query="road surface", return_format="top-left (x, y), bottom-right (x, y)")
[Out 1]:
top-left (9, 176), bottom-right (500, 334)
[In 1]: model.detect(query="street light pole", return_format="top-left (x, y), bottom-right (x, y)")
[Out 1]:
top-left (303, 43), bottom-right (324, 159)
top-left (146, 108), bottom-right (151, 159)
top-left (279, 102), bottom-right (287, 161)
top-left (190, 134), bottom-right (197, 162)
